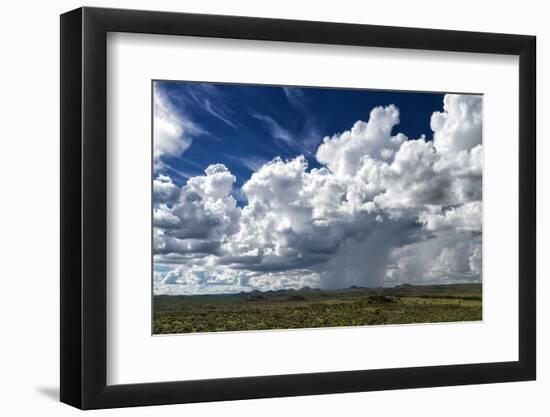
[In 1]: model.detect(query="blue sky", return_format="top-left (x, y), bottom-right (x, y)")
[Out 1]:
top-left (152, 82), bottom-right (482, 295)
top-left (154, 81), bottom-right (444, 194)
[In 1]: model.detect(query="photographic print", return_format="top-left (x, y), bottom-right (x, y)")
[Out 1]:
top-left (152, 81), bottom-right (482, 334)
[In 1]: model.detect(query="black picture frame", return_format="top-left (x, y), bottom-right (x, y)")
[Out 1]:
top-left (60, 6), bottom-right (536, 410)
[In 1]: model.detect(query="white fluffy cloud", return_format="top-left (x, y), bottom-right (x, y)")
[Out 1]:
top-left (384, 231), bottom-right (482, 286)
top-left (154, 263), bottom-right (321, 295)
top-left (153, 164), bottom-right (240, 261)
top-left (419, 201), bottom-right (482, 232)
top-left (153, 174), bottom-right (180, 204)
top-left (153, 88), bottom-right (202, 168)
top-left (431, 94), bottom-right (482, 155)
top-left (154, 94), bottom-right (483, 294)
top-left (316, 104), bottom-right (406, 176)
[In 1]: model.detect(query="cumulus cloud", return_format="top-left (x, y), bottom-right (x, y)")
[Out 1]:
top-left (316, 104), bottom-right (406, 176)
top-left (153, 164), bottom-right (241, 263)
top-left (431, 94), bottom-right (482, 155)
top-left (384, 231), bottom-right (482, 285)
top-left (153, 174), bottom-right (180, 204)
top-left (419, 201), bottom-right (482, 232)
top-left (154, 94), bottom-right (483, 295)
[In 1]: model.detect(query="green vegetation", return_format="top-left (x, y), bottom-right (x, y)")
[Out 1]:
top-left (153, 283), bottom-right (482, 334)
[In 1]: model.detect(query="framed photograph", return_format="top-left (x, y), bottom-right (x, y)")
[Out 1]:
top-left (60, 6), bottom-right (536, 409)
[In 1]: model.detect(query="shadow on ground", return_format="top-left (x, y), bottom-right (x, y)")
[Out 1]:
top-left (36, 386), bottom-right (59, 401)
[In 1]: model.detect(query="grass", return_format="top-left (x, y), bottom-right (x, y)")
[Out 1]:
top-left (153, 283), bottom-right (482, 334)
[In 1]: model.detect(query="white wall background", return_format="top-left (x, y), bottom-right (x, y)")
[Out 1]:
top-left (0, 0), bottom-right (545, 415)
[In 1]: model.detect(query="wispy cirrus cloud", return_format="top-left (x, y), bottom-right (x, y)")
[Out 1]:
top-left (283, 87), bottom-right (323, 156)
top-left (185, 84), bottom-right (239, 130)
top-left (203, 98), bottom-right (238, 129)
top-left (251, 112), bottom-right (294, 145)
top-left (251, 111), bottom-right (323, 158)
top-left (283, 87), bottom-right (308, 112)
top-left (223, 153), bottom-right (269, 172)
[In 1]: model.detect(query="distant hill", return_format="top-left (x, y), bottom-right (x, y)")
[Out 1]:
top-left (156, 282), bottom-right (481, 299)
